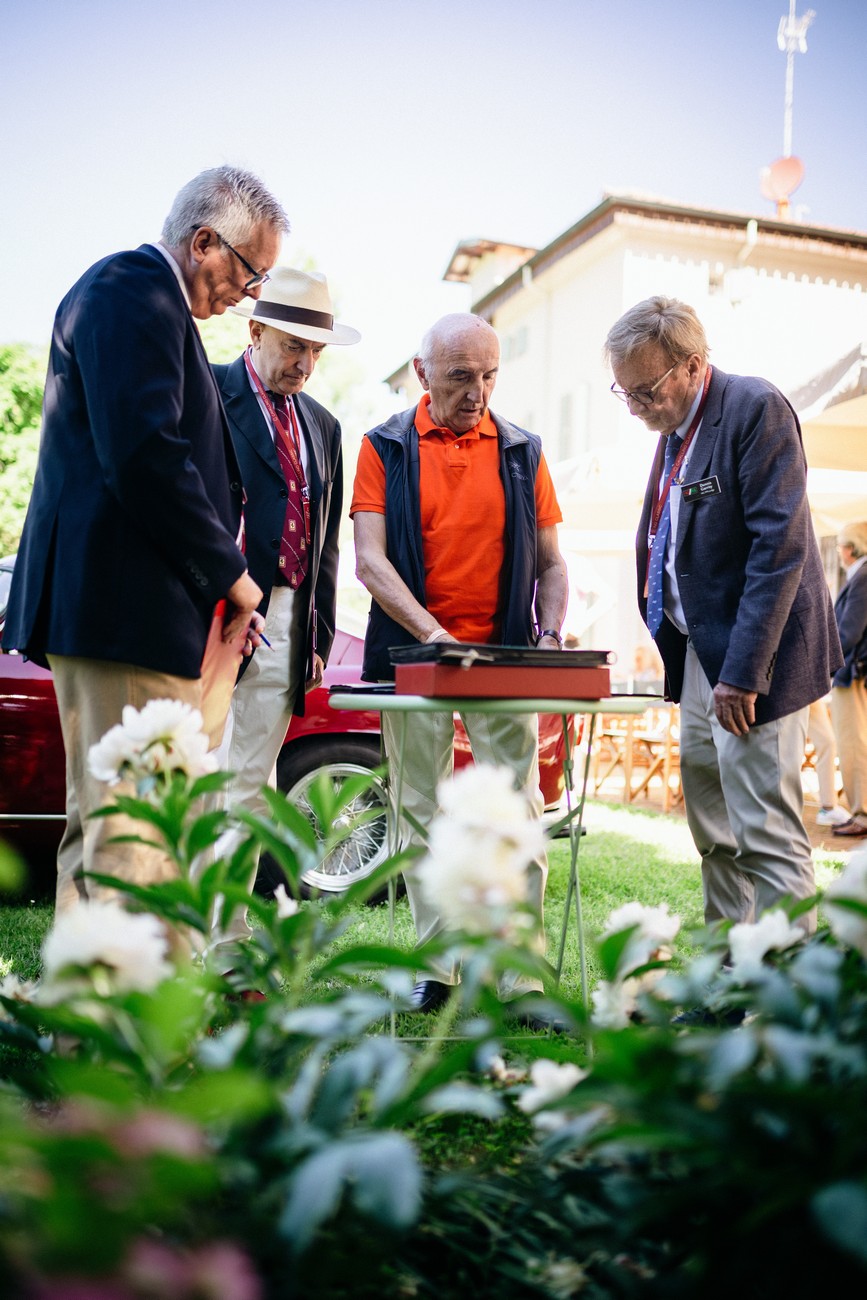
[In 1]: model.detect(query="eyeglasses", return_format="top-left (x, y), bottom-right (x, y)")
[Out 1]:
top-left (610, 362), bottom-right (678, 407)
top-left (215, 232), bottom-right (271, 290)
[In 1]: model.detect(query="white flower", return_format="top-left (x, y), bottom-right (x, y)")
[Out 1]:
top-left (591, 976), bottom-right (640, 1029)
top-left (601, 901), bottom-right (681, 977)
top-left (39, 901), bottom-right (173, 1003)
top-left (87, 698), bottom-right (216, 786)
top-left (517, 1058), bottom-right (586, 1116)
top-left (487, 1054), bottom-right (529, 1084)
top-left (87, 723), bottom-right (140, 782)
top-left (273, 884), bottom-right (299, 919)
top-left (824, 847), bottom-right (867, 959)
top-left (415, 765), bottom-right (545, 938)
top-left (728, 909), bottom-right (804, 980)
top-left (0, 973), bottom-right (38, 1021)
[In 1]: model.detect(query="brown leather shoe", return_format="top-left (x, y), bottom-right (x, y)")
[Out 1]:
top-left (832, 817), bottom-right (867, 838)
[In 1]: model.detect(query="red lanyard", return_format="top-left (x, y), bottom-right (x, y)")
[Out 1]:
top-left (243, 349), bottom-right (310, 543)
top-left (649, 365), bottom-right (713, 541)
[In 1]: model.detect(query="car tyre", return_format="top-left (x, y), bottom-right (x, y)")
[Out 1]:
top-left (255, 736), bottom-right (402, 903)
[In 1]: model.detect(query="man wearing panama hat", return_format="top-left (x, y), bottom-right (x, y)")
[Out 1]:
top-left (210, 267), bottom-right (360, 947)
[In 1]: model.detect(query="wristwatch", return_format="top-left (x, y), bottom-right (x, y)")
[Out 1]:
top-left (535, 627), bottom-right (563, 647)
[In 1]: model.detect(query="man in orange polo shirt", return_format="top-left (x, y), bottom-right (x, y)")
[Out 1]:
top-left (351, 313), bottom-right (568, 1016)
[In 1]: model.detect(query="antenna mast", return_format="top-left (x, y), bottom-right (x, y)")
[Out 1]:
top-left (777, 1), bottom-right (815, 158)
top-left (761, 3), bottom-right (814, 217)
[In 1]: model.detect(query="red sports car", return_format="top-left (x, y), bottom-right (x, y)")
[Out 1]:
top-left (0, 554), bottom-right (574, 897)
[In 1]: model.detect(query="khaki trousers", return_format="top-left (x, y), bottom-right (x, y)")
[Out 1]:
top-left (204, 585), bottom-right (305, 953)
top-left (382, 707), bottom-right (548, 997)
top-left (831, 680), bottom-right (867, 817)
top-left (48, 656), bottom-right (201, 919)
top-left (678, 641), bottom-right (816, 934)
top-left (806, 698), bottom-right (839, 810)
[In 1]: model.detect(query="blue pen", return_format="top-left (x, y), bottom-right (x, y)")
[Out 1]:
top-left (258, 631), bottom-right (272, 647)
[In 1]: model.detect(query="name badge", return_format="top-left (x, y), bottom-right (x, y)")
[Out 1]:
top-left (680, 475), bottom-right (721, 503)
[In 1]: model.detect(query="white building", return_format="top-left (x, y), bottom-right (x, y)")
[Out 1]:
top-left (388, 194), bottom-right (867, 681)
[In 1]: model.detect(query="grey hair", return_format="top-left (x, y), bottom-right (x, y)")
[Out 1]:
top-left (604, 296), bottom-right (710, 367)
top-left (416, 313), bottom-right (499, 370)
top-left (161, 165), bottom-right (289, 248)
top-left (838, 521), bottom-right (867, 558)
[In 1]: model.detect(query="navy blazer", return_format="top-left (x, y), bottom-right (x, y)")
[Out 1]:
top-left (212, 355), bottom-right (342, 716)
top-left (833, 562), bottom-right (867, 687)
top-left (3, 245), bottom-right (247, 678)
top-left (636, 366), bottom-right (842, 724)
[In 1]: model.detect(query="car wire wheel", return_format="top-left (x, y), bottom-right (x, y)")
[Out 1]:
top-left (256, 738), bottom-right (399, 900)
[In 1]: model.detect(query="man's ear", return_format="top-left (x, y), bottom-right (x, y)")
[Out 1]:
top-left (413, 356), bottom-right (430, 392)
top-left (249, 320), bottom-right (263, 346)
top-left (190, 226), bottom-right (218, 266)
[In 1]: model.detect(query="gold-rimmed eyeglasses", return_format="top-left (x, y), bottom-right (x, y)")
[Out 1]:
top-left (610, 362), bottom-right (678, 407)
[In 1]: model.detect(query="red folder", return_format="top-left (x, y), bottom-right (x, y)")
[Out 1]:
top-left (394, 662), bottom-right (610, 700)
top-left (199, 600), bottom-right (247, 747)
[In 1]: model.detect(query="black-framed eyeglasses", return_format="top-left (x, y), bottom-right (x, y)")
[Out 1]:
top-left (610, 362), bottom-right (678, 407)
top-left (215, 232), bottom-right (271, 290)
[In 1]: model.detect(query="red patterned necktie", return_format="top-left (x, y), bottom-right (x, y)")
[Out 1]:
top-left (269, 394), bottom-right (309, 588)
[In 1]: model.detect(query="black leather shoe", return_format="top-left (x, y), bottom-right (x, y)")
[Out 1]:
top-left (832, 817), bottom-right (867, 838)
top-left (409, 980), bottom-right (454, 1012)
top-left (505, 1001), bottom-right (571, 1034)
top-left (515, 1009), bottom-right (570, 1034)
top-left (671, 1006), bottom-right (745, 1028)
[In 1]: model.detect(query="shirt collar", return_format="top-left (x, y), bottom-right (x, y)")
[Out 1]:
top-left (673, 373), bottom-right (706, 437)
top-left (150, 242), bottom-right (191, 311)
top-left (414, 391), bottom-right (497, 439)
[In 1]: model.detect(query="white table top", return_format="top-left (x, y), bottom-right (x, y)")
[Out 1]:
top-left (328, 692), bottom-right (654, 716)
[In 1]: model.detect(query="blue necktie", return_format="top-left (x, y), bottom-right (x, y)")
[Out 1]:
top-left (646, 433), bottom-right (683, 638)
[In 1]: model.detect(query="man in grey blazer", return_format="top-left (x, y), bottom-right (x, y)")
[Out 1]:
top-left (605, 297), bottom-right (842, 935)
top-left (210, 268), bottom-right (359, 949)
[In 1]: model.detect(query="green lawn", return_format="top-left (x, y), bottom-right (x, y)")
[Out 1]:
top-left (1, 799), bottom-right (846, 999)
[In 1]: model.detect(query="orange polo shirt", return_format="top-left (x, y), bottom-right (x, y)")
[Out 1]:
top-left (350, 395), bottom-right (562, 644)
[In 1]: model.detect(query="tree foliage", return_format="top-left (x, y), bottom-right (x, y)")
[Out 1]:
top-left (0, 344), bottom-right (46, 555)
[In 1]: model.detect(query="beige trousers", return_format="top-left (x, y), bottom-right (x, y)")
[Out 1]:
top-left (806, 698), bottom-right (840, 809)
top-left (48, 656), bottom-right (201, 918)
top-left (678, 642), bottom-right (816, 934)
top-left (382, 707), bottom-right (548, 997)
top-left (204, 585), bottom-right (305, 954)
top-left (831, 680), bottom-right (867, 817)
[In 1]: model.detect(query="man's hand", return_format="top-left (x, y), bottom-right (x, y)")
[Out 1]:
top-left (241, 611), bottom-right (266, 658)
top-left (223, 572), bottom-right (264, 643)
top-left (305, 652), bottom-right (325, 693)
top-left (713, 681), bottom-right (757, 736)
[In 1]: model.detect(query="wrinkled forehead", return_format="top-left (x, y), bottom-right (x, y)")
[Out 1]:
top-left (259, 323), bottom-right (323, 347)
top-left (432, 331), bottom-right (500, 373)
top-left (611, 342), bottom-right (670, 380)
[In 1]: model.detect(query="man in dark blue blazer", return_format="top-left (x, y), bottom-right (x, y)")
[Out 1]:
top-left (605, 296), bottom-right (842, 935)
top-left (209, 268), bottom-right (358, 949)
top-left (2, 165), bottom-right (288, 912)
top-left (830, 521), bottom-right (867, 837)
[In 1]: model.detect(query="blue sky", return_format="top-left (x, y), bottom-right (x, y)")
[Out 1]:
top-left (1, 0), bottom-right (864, 387)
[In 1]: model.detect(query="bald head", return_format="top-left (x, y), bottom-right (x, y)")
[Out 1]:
top-left (414, 314), bottom-right (500, 435)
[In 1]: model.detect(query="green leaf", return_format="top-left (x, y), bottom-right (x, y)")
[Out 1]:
top-left (167, 1068), bottom-right (275, 1124)
top-left (313, 944), bottom-right (421, 979)
top-left (281, 1132), bottom-right (422, 1252)
top-left (423, 1083), bottom-right (505, 1119)
top-left (812, 1182), bottom-right (867, 1263)
top-left (0, 838), bottom-right (24, 893)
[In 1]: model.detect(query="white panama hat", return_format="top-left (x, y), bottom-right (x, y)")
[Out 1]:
top-left (231, 266), bottom-right (360, 345)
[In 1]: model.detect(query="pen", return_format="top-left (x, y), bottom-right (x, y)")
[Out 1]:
top-left (258, 631), bottom-right (272, 647)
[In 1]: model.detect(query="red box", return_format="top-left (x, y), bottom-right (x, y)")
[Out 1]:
top-left (394, 662), bottom-right (611, 700)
